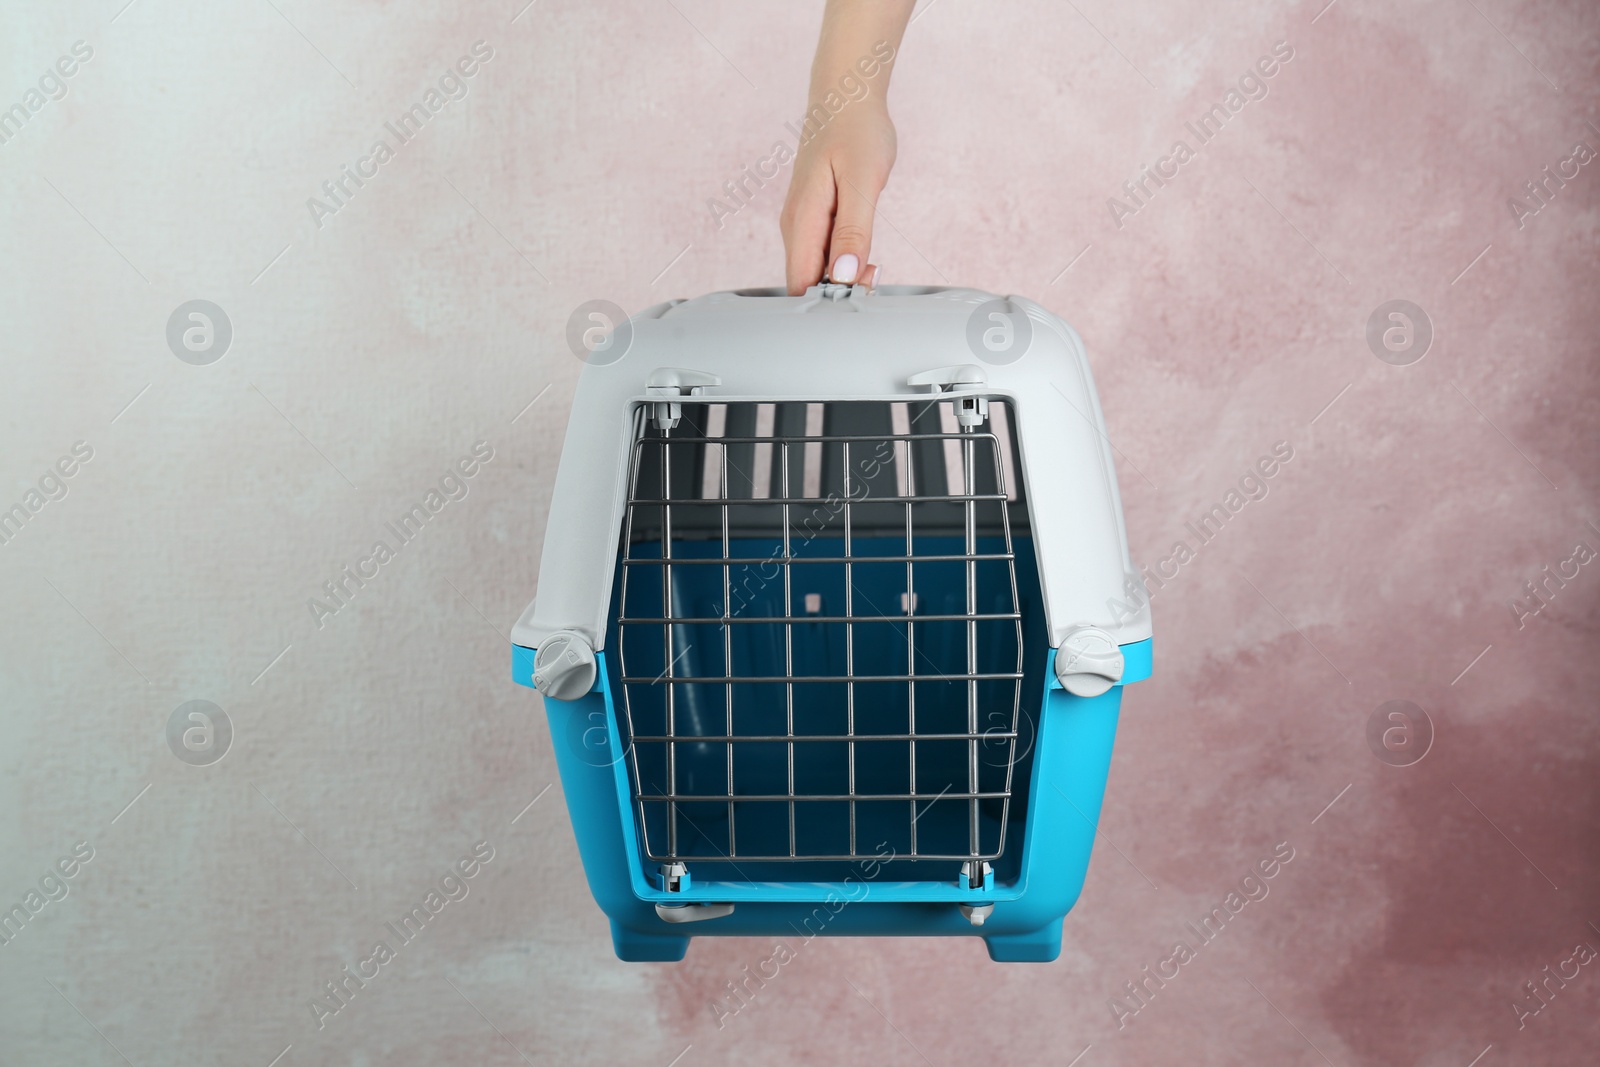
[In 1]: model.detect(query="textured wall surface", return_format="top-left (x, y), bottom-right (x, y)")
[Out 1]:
top-left (1, 1), bottom-right (1596, 1065)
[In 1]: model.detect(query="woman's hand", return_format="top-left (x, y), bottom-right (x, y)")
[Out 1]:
top-left (780, 99), bottom-right (896, 294)
top-left (780, 0), bottom-right (914, 295)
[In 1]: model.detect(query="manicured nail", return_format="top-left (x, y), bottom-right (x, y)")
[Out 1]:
top-left (832, 253), bottom-right (859, 284)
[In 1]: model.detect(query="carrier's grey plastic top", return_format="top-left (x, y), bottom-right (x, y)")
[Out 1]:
top-left (512, 284), bottom-right (1151, 652)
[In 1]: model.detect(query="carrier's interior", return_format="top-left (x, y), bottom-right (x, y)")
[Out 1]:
top-left (605, 398), bottom-right (1048, 886)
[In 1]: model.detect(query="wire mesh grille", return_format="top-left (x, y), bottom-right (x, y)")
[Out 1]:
top-left (614, 399), bottom-right (1029, 865)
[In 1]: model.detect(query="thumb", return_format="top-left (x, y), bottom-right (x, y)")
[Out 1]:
top-left (826, 170), bottom-right (881, 285)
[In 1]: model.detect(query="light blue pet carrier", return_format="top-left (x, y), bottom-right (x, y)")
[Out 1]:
top-left (512, 284), bottom-right (1151, 962)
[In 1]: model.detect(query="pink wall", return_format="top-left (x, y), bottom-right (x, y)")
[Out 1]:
top-left (0, 0), bottom-right (1595, 1064)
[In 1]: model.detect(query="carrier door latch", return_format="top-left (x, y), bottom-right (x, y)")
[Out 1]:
top-left (532, 630), bottom-right (598, 700)
top-left (907, 365), bottom-right (989, 427)
top-left (645, 368), bottom-right (720, 430)
top-left (1055, 626), bottom-right (1125, 697)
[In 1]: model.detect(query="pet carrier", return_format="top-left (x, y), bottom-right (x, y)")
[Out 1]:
top-left (512, 283), bottom-right (1151, 962)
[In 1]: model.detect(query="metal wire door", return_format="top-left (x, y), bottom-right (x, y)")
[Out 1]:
top-left (614, 399), bottom-right (1028, 869)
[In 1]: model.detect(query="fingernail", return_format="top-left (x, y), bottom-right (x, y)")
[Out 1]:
top-left (832, 254), bottom-right (859, 284)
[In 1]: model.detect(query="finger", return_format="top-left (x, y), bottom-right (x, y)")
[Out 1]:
top-left (859, 263), bottom-right (879, 290)
top-left (781, 174), bottom-right (837, 296)
top-left (826, 168), bottom-right (882, 285)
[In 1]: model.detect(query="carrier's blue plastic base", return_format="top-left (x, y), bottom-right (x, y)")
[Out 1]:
top-left (610, 923), bottom-right (690, 962)
top-left (513, 637), bottom-right (1148, 962)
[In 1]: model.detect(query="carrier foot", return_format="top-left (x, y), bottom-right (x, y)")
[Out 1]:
top-left (610, 921), bottom-right (690, 962)
top-left (983, 918), bottom-right (1064, 962)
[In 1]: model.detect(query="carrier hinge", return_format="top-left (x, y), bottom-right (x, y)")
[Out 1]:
top-left (660, 861), bottom-right (690, 893)
top-left (959, 860), bottom-right (994, 926)
top-left (654, 862), bottom-right (735, 923)
top-left (644, 368), bottom-right (721, 430)
top-left (959, 860), bottom-right (993, 891)
top-left (907, 365), bottom-right (989, 427)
